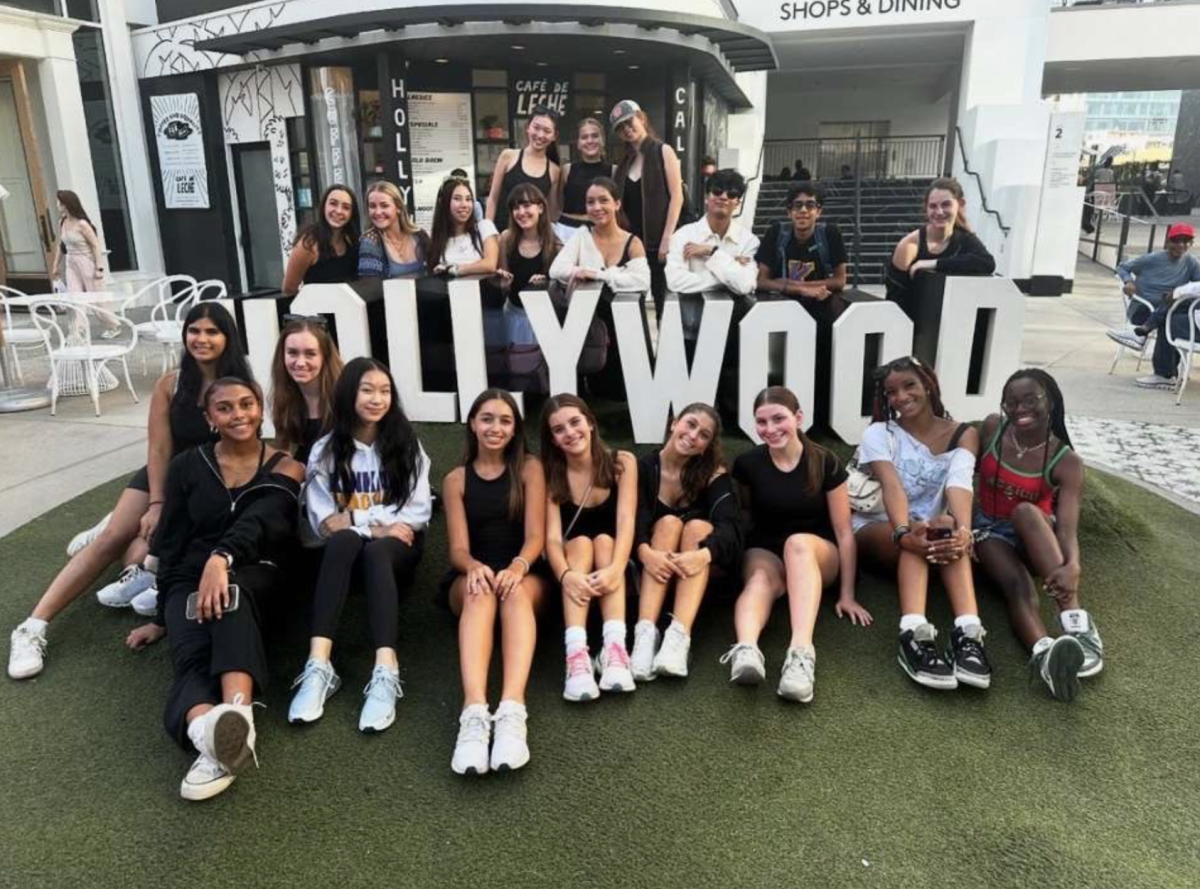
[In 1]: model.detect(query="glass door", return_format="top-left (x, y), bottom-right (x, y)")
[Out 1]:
top-left (0, 61), bottom-right (53, 284)
top-left (233, 143), bottom-right (284, 291)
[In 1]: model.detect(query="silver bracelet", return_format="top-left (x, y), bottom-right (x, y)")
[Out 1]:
top-left (512, 556), bottom-right (531, 575)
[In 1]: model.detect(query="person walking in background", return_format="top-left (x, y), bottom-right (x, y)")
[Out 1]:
top-left (666, 169), bottom-right (760, 297)
top-left (282, 184), bottom-right (360, 295)
top-left (610, 99), bottom-right (684, 314)
top-left (50, 190), bottom-right (115, 335)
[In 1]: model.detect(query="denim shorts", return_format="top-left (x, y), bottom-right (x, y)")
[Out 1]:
top-left (973, 508), bottom-right (1055, 551)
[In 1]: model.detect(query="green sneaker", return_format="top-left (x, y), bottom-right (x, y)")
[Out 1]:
top-left (1031, 636), bottom-right (1084, 703)
top-left (1063, 614), bottom-right (1104, 678)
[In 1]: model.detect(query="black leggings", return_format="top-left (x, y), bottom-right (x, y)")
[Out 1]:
top-left (310, 529), bottom-right (424, 651)
top-left (162, 563), bottom-right (284, 751)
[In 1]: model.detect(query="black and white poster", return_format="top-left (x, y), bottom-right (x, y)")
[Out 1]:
top-left (150, 93), bottom-right (209, 209)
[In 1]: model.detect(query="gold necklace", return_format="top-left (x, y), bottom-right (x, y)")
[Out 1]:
top-left (1006, 426), bottom-right (1047, 459)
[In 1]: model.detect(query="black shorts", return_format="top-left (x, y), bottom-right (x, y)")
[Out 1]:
top-left (127, 465), bottom-right (150, 493)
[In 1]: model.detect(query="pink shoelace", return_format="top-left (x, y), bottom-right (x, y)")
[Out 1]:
top-left (566, 648), bottom-right (592, 677)
top-left (603, 642), bottom-right (631, 669)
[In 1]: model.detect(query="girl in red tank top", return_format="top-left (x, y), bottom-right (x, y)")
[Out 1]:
top-left (973, 370), bottom-right (1104, 704)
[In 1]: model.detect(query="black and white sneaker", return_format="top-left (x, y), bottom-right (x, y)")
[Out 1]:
top-left (897, 624), bottom-right (957, 690)
top-left (1031, 636), bottom-right (1084, 703)
top-left (950, 624), bottom-right (992, 689)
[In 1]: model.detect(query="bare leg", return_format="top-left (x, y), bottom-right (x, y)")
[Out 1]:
top-left (498, 576), bottom-right (545, 704)
top-left (183, 671), bottom-right (254, 727)
top-left (1011, 503), bottom-right (1081, 611)
top-left (672, 520), bottom-right (714, 632)
top-left (637, 516), bottom-right (683, 624)
top-left (450, 576), bottom-right (497, 706)
top-left (976, 539), bottom-right (1045, 649)
top-left (855, 522), bottom-right (928, 618)
top-left (562, 537), bottom-right (595, 630)
top-left (782, 533), bottom-right (840, 649)
top-left (30, 487), bottom-right (149, 622)
top-left (734, 549), bottom-right (785, 645)
top-left (307, 637), bottom-right (334, 661)
top-left (591, 534), bottom-right (625, 623)
top-left (939, 554), bottom-right (979, 617)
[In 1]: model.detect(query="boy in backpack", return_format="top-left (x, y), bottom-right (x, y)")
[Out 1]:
top-left (755, 182), bottom-right (847, 301)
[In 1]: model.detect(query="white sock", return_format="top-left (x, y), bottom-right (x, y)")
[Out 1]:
top-left (899, 613), bottom-right (926, 633)
top-left (186, 711), bottom-right (209, 752)
top-left (667, 617), bottom-right (689, 639)
top-left (1060, 609), bottom-right (1090, 633)
top-left (954, 614), bottom-right (982, 631)
top-left (19, 617), bottom-right (48, 635)
top-left (602, 619), bottom-right (626, 648)
top-left (495, 698), bottom-right (526, 717)
top-left (143, 555), bottom-right (159, 574)
top-left (564, 625), bottom-right (587, 655)
top-left (1032, 636), bottom-right (1054, 657)
top-left (635, 618), bottom-right (656, 635)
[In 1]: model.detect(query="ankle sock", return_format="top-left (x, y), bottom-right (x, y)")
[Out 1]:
top-left (564, 625), bottom-right (587, 655)
top-left (143, 555), bottom-right (159, 574)
top-left (1032, 636), bottom-right (1054, 657)
top-left (635, 618), bottom-right (656, 635)
top-left (1061, 609), bottom-right (1090, 633)
top-left (602, 619), bottom-right (626, 648)
top-left (954, 614), bottom-right (982, 632)
top-left (186, 711), bottom-right (209, 752)
top-left (899, 613), bottom-right (926, 633)
top-left (495, 699), bottom-right (526, 717)
top-left (20, 617), bottom-right (48, 635)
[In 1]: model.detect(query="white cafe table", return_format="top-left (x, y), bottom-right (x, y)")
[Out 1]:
top-left (2, 291), bottom-right (123, 400)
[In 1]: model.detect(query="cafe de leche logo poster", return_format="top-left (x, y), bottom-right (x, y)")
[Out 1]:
top-left (151, 93), bottom-right (210, 209)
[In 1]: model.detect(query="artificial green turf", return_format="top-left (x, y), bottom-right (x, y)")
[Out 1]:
top-left (2, 420), bottom-right (1198, 889)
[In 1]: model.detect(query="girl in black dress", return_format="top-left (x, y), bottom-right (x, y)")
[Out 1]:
top-left (281, 184), bottom-right (360, 295)
top-left (443, 390), bottom-right (547, 775)
top-left (541, 393), bottom-right (638, 702)
top-left (630, 403), bottom-right (742, 682)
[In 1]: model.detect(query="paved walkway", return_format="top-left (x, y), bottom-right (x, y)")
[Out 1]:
top-left (1, 256), bottom-right (1198, 539)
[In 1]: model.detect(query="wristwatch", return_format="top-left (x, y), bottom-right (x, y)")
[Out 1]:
top-left (211, 549), bottom-right (234, 569)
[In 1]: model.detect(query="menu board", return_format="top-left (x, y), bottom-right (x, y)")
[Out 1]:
top-left (409, 92), bottom-right (475, 230)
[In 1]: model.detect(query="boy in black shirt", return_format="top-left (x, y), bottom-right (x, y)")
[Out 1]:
top-left (755, 182), bottom-right (848, 301)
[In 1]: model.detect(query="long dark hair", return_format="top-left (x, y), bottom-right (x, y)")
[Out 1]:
top-left (540, 393), bottom-right (622, 504)
top-left (328, 357), bottom-right (421, 508)
top-left (177, 302), bottom-right (252, 410)
top-left (462, 388), bottom-right (527, 520)
top-left (293, 184), bottom-right (360, 260)
top-left (203, 376), bottom-right (263, 416)
top-left (871, 356), bottom-right (950, 423)
top-left (270, 318), bottom-right (343, 455)
top-left (925, 177), bottom-right (973, 234)
top-left (428, 177), bottom-right (481, 272)
top-left (56, 190), bottom-right (93, 228)
top-left (526, 107), bottom-right (562, 166)
top-left (586, 176), bottom-right (631, 231)
top-left (504, 183), bottom-right (561, 273)
top-left (671, 402), bottom-right (725, 507)
top-left (752, 386), bottom-right (830, 496)
top-left (987, 368), bottom-right (1073, 502)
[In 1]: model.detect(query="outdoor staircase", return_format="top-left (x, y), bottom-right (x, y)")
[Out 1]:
top-left (748, 178), bottom-right (934, 285)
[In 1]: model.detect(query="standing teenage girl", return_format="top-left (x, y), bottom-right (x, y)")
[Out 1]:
top-left (269, 316), bottom-right (344, 464)
top-left (974, 369), bottom-right (1103, 702)
top-left (541, 394), bottom-right (639, 701)
top-left (132, 378), bottom-right (304, 800)
top-left (609, 100), bottom-right (684, 313)
top-left (8, 304), bottom-right (251, 679)
top-left (288, 358), bottom-right (431, 733)
top-left (282, 184), bottom-right (360, 294)
top-left (358, 181), bottom-right (429, 279)
top-left (630, 403), bottom-right (743, 682)
top-left (852, 357), bottom-right (989, 691)
top-left (486, 108), bottom-right (561, 232)
top-left (555, 117), bottom-right (614, 241)
top-left (443, 390), bottom-right (547, 775)
top-left (721, 387), bottom-right (869, 703)
top-left (50, 190), bottom-right (106, 293)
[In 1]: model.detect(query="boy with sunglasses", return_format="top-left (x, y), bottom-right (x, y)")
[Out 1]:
top-left (754, 182), bottom-right (847, 301)
top-left (665, 169), bottom-right (760, 296)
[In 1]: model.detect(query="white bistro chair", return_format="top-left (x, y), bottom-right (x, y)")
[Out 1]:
top-left (1165, 296), bottom-right (1200, 405)
top-left (118, 274), bottom-right (198, 374)
top-left (1108, 280), bottom-right (1157, 375)
top-left (30, 299), bottom-right (139, 416)
top-left (147, 279), bottom-right (228, 372)
top-left (0, 285), bottom-right (47, 385)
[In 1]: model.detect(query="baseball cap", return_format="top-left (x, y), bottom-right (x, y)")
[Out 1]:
top-left (1167, 223), bottom-right (1195, 241)
top-left (609, 99), bottom-right (640, 129)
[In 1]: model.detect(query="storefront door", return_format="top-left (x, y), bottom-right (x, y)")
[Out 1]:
top-left (232, 143), bottom-right (283, 290)
top-left (0, 60), bottom-right (53, 286)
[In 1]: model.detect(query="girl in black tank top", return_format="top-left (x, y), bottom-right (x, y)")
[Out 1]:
top-left (494, 149), bottom-right (553, 231)
top-left (488, 111), bottom-right (560, 231)
top-left (442, 390), bottom-right (547, 775)
top-left (559, 118), bottom-right (613, 230)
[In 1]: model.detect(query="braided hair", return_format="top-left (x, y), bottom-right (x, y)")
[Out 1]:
top-left (987, 368), bottom-right (1072, 509)
top-left (871, 356), bottom-right (951, 423)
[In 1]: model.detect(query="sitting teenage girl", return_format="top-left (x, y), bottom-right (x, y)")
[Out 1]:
top-left (358, 181), bottom-right (429, 279)
top-left (555, 117), bottom-right (614, 241)
top-left (721, 387), bottom-right (868, 703)
top-left (852, 357), bottom-right (989, 691)
top-left (282, 184), bottom-right (360, 295)
top-left (288, 358), bottom-right (432, 733)
top-left (270, 316), bottom-right (344, 464)
top-left (630, 403), bottom-right (743, 682)
top-left (548, 177), bottom-right (651, 293)
top-left (541, 394), bottom-right (638, 702)
top-left (974, 369), bottom-right (1103, 702)
top-left (8, 303), bottom-right (251, 679)
top-left (135, 377), bottom-right (304, 801)
top-left (443, 390), bottom-right (547, 775)
top-left (486, 107), bottom-right (561, 232)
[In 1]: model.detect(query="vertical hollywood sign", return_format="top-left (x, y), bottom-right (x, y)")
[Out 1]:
top-left (390, 76), bottom-right (413, 210)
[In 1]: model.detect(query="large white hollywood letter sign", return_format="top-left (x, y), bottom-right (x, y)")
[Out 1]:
top-left (290, 283), bottom-right (372, 360)
top-left (829, 301), bottom-right (914, 445)
top-left (737, 300), bottom-right (818, 440)
top-left (934, 277), bottom-right (1026, 420)
top-left (611, 292), bottom-right (734, 443)
top-left (519, 285), bottom-right (602, 395)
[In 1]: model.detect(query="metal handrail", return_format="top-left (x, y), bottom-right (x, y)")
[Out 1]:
top-left (733, 138), bottom-right (765, 220)
top-left (1080, 200), bottom-right (1163, 269)
top-left (953, 126), bottom-right (1011, 235)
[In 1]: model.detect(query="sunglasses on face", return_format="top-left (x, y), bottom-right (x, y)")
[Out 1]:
top-left (709, 188), bottom-right (744, 200)
top-left (283, 313), bottom-right (329, 328)
top-left (1169, 237), bottom-right (1194, 245)
top-left (790, 200), bottom-right (821, 211)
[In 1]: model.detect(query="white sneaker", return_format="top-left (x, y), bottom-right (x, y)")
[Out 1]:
top-left (287, 658), bottom-right (341, 724)
top-left (9, 621), bottom-right (48, 680)
top-left (359, 665), bottom-right (403, 733)
top-left (96, 564), bottom-right (157, 608)
top-left (1106, 326), bottom-right (1147, 351)
top-left (651, 620), bottom-right (691, 678)
top-left (66, 512), bottom-right (112, 557)
top-left (490, 700), bottom-right (530, 772)
top-left (1135, 374), bottom-right (1177, 390)
top-left (130, 586), bottom-right (159, 617)
top-left (596, 641), bottom-right (636, 693)
top-left (630, 620), bottom-right (659, 682)
top-left (563, 647), bottom-right (600, 702)
top-left (451, 704), bottom-right (491, 776)
top-left (180, 750), bottom-right (235, 801)
top-left (204, 694), bottom-right (257, 775)
top-left (100, 327), bottom-right (122, 340)
top-left (719, 643), bottom-right (766, 685)
top-left (777, 646), bottom-right (816, 703)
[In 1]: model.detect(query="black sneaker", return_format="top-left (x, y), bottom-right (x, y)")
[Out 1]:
top-left (1031, 636), bottom-right (1084, 703)
top-left (898, 624), bottom-right (957, 690)
top-left (950, 624), bottom-right (992, 689)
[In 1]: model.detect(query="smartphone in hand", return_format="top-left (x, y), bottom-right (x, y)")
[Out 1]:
top-left (926, 527), bottom-right (953, 541)
top-left (185, 584), bottom-right (241, 620)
